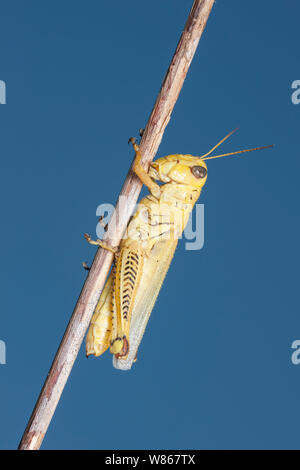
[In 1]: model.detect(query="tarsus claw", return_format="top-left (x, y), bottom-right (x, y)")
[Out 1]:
top-left (128, 137), bottom-right (136, 145)
top-left (82, 261), bottom-right (90, 271)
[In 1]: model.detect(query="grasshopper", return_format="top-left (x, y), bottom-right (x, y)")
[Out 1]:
top-left (85, 129), bottom-right (272, 370)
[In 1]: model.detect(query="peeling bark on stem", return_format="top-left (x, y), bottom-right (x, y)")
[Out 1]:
top-left (18, 0), bottom-right (215, 450)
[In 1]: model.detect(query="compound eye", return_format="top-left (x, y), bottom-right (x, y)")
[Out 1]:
top-left (191, 165), bottom-right (207, 179)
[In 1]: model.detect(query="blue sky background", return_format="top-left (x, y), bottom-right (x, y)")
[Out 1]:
top-left (0, 0), bottom-right (300, 450)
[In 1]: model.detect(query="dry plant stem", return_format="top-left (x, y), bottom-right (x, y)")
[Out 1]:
top-left (18, 0), bottom-right (215, 450)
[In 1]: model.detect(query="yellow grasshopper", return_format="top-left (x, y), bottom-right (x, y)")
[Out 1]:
top-left (85, 129), bottom-right (272, 370)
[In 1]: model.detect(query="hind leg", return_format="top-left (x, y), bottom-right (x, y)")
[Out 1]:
top-left (86, 270), bottom-right (114, 357)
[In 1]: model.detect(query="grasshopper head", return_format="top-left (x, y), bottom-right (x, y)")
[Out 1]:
top-left (150, 155), bottom-right (208, 189)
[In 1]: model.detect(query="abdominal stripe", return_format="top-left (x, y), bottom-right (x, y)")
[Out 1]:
top-left (121, 250), bottom-right (141, 321)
